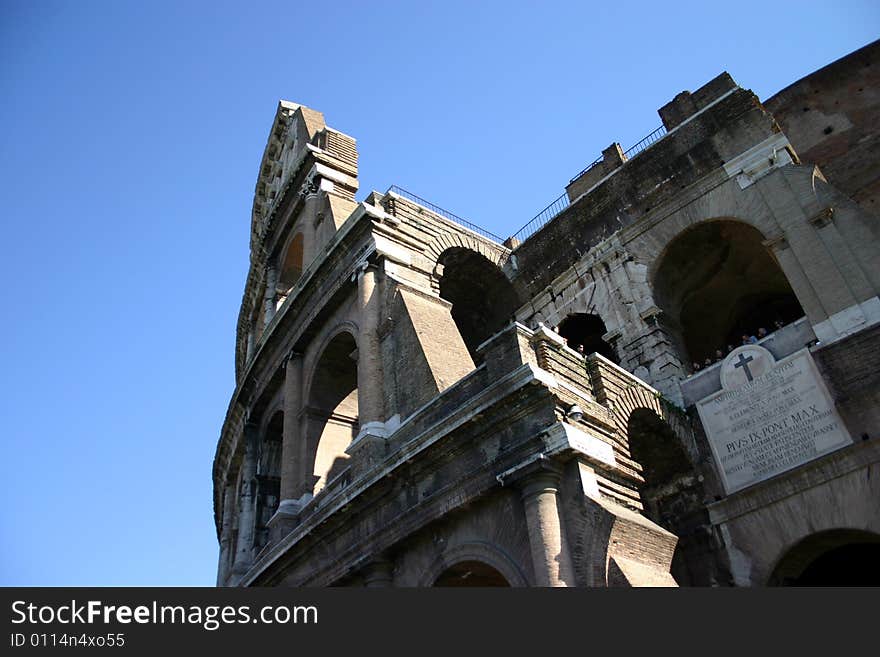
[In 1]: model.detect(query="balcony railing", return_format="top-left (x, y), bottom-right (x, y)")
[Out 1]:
top-left (623, 125), bottom-right (667, 161)
top-left (387, 185), bottom-right (504, 244)
top-left (509, 192), bottom-right (570, 243)
top-left (510, 124), bottom-right (668, 245)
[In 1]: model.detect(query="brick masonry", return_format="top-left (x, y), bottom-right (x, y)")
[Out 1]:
top-left (214, 41), bottom-right (880, 587)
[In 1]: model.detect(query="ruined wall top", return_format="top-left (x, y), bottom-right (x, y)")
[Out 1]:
top-left (509, 74), bottom-right (781, 299)
top-left (763, 39), bottom-right (880, 214)
top-left (249, 100), bottom-right (358, 253)
top-left (234, 101), bottom-right (360, 382)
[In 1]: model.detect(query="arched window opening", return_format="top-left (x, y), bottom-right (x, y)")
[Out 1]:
top-left (305, 332), bottom-right (358, 496)
top-left (769, 530), bottom-right (880, 586)
top-left (653, 220), bottom-right (804, 369)
top-left (627, 408), bottom-right (703, 585)
top-left (558, 313), bottom-right (618, 363)
top-left (627, 409), bottom-right (693, 492)
top-left (433, 560), bottom-right (510, 587)
top-left (437, 248), bottom-right (520, 363)
top-left (277, 233), bottom-right (305, 305)
top-left (254, 411), bottom-right (283, 551)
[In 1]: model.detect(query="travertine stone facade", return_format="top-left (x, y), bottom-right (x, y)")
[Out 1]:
top-left (214, 41), bottom-right (880, 587)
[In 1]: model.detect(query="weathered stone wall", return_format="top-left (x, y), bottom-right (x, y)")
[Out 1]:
top-left (509, 75), bottom-right (777, 302)
top-left (391, 490), bottom-right (534, 586)
top-left (216, 46), bottom-right (880, 587)
top-left (708, 439), bottom-right (880, 585)
top-left (765, 39), bottom-right (880, 217)
top-left (813, 322), bottom-right (880, 442)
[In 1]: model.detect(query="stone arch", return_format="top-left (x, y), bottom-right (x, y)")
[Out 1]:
top-left (420, 542), bottom-right (529, 587)
top-left (627, 408), bottom-right (694, 494)
top-left (277, 231), bottom-right (305, 300)
top-left (558, 312), bottom-right (619, 363)
top-left (651, 218), bottom-right (804, 368)
top-left (253, 410), bottom-right (283, 552)
top-left (625, 406), bottom-right (705, 584)
top-left (302, 329), bottom-right (358, 496)
top-left (601, 378), bottom-right (698, 464)
top-left (424, 230), bottom-right (509, 271)
top-left (590, 373), bottom-right (722, 584)
top-left (435, 247), bottom-right (521, 362)
top-left (434, 561), bottom-right (510, 586)
top-left (302, 321), bottom-right (360, 398)
top-left (768, 529), bottom-right (880, 586)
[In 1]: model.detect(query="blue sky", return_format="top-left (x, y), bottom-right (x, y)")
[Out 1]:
top-left (1, 1), bottom-right (876, 586)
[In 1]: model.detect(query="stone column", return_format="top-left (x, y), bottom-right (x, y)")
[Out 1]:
top-left (268, 352), bottom-right (305, 541)
top-left (216, 484), bottom-right (235, 586)
top-left (519, 468), bottom-right (575, 587)
top-left (245, 322), bottom-right (256, 362)
top-left (230, 422), bottom-right (258, 582)
top-left (362, 558), bottom-right (394, 587)
top-left (355, 264), bottom-right (385, 439)
top-left (280, 352), bottom-right (303, 501)
top-left (263, 265), bottom-right (278, 331)
top-left (302, 190), bottom-right (319, 268)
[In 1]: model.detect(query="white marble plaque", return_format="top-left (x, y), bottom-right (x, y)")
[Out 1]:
top-left (697, 345), bottom-right (852, 494)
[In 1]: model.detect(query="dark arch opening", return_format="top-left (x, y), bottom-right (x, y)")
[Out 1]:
top-left (437, 248), bottom-right (520, 363)
top-left (433, 560), bottom-right (510, 587)
top-left (653, 220), bottom-right (804, 369)
top-left (277, 233), bottom-right (305, 304)
top-left (254, 411), bottom-right (283, 551)
top-left (769, 529), bottom-right (880, 586)
top-left (627, 408), bottom-right (710, 586)
top-left (305, 332), bottom-right (358, 495)
top-left (627, 409), bottom-right (693, 488)
top-left (558, 313), bottom-right (618, 363)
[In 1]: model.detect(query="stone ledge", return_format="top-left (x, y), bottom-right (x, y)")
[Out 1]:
top-left (707, 437), bottom-right (880, 524)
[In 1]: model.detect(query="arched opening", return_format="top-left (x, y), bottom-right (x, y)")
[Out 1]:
top-left (627, 409), bottom-right (693, 491)
top-left (277, 233), bottom-right (305, 305)
top-left (433, 560), bottom-right (511, 587)
top-left (558, 313), bottom-right (618, 363)
top-left (769, 530), bottom-right (880, 586)
top-left (304, 331), bottom-right (358, 496)
top-left (437, 248), bottom-right (520, 363)
top-left (627, 408), bottom-right (709, 585)
top-left (653, 220), bottom-right (804, 369)
top-left (254, 411), bottom-right (283, 551)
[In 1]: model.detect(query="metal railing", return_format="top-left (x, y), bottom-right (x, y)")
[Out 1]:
top-left (510, 124), bottom-right (668, 244)
top-left (570, 125), bottom-right (667, 183)
top-left (387, 185), bottom-right (504, 243)
top-left (570, 156), bottom-right (604, 184)
top-left (509, 192), bottom-right (570, 243)
top-left (622, 125), bottom-right (666, 160)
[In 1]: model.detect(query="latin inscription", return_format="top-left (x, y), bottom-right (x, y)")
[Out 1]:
top-left (697, 348), bottom-right (851, 494)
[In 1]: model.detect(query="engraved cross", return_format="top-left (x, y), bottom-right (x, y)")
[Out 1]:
top-left (734, 352), bottom-right (755, 382)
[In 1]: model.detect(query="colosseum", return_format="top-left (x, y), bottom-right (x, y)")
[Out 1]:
top-left (213, 40), bottom-right (880, 586)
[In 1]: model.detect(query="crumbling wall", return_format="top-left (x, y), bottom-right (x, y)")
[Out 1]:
top-left (765, 40), bottom-right (880, 217)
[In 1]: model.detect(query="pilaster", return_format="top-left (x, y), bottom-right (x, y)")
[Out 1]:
top-left (503, 460), bottom-right (575, 587)
top-left (216, 484), bottom-right (235, 586)
top-left (263, 265), bottom-right (279, 330)
top-left (349, 263), bottom-right (387, 457)
top-left (230, 422), bottom-right (259, 582)
top-left (268, 352), bottom-right (305, 542)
